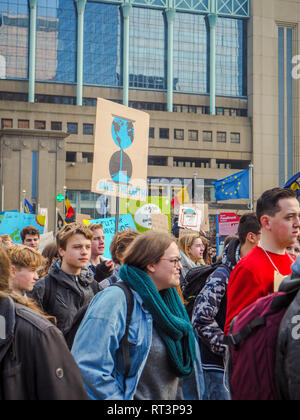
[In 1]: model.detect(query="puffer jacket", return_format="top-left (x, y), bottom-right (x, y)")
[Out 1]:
top-left (0, 296), bottom-right (88, 400)
top-left (276, 258), bottom-right (300, 400)
top-left (192, 238), bottom-right (241, 371)
top-left (30, 260), bottom-right (100, 334)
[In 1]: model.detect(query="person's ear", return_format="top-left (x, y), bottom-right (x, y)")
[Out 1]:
top-left (146, 263), bottom-right (156, 274)
top-left (58, 246), bottom-right (65, 259)
top-left (260, 215), bottom-right (271, 231)
top-left (10, 264), bottom-right (17, 278)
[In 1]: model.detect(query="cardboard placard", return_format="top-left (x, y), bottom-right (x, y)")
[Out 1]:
top-left (92, 98), bottom-right (150, 201)
top-left (151, 213), bottom-right (170, 233)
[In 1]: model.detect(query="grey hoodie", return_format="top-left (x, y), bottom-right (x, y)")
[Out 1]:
top-left (30, 260), bottom-right (100, 334)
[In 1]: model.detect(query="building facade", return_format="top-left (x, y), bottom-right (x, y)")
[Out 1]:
top-left (0, 0), bottom-right (299, 231)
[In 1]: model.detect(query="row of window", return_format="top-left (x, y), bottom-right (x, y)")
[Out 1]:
top-left (148, 156), bottom-right (250, 170)
top-left (150, 128), bottom-right (241, 144)
top-left (0, 91), bottom-right (248, 117)
top-left (1, 118), bottom-right (94, 135)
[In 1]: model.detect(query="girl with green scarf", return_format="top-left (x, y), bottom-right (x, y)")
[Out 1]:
top-left (72, 231), bottom-right (200, 400)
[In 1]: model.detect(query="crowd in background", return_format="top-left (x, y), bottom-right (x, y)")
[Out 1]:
top-left (1, 187), bottom-right (300, 400)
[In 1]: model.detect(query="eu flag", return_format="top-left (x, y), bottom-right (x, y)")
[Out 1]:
top-left (213, 169), bottom-right (250, 201)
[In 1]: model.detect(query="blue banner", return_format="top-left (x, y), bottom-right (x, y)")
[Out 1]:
top-left (87, 214), bottom-right (137, 259)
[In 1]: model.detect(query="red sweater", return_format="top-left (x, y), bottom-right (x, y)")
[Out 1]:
top-left (225, 245), bottom-right (294, 334)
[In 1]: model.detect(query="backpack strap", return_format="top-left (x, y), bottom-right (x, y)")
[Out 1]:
top-left (111, 282), bottom-right (135, 390)
top-left (42, 275), bottom-right (57, 315)
top-left (224, 317), bottom-right (266, 347)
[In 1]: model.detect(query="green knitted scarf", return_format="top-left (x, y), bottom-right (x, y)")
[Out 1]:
top-left (119, 264), bottom-right (196, 378)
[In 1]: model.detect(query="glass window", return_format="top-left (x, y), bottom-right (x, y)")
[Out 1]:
top-left (51, 121), bottom-right (62, 131)
top-left (83, 123), bottom-right (94, 135)
top-left (149, 127), bottom-right (155, 138)
top-left (35, 120), bottom-right (46, 130)
top-left (216, 18), bottom-right (247, 97)
top-left (230, 132), bottom-right (241, 144)
top-left (1, 118), bottom-right (13, 128)
top-left (217, 131), bottom-right (226, 143)
top-left (148, 156), bottom-right (168, 166)
top-left (36, 0), bottom-right (77, 83)
top-left (203, 131), bottom-right (213, 142)
top-left (174, 13), bottom-right (208, 94)
top-left (174, 129), bottom-right (184, 140)
top-left (129, 8), bottom-right (166, 90)
top-left (66, 151), bottom-right (76, 162)
top-left (159, 128), bottom-right (169, 139)
top-left (67, 122), bottom-right (78, 134)
top-left (84, 2), bottom-right (121, 87)
top-left (82, 152), bottom-right (93, 163)
top-left (18, 119), bottom-right (29, 129)
top-left (0, 0), bottom-right (29, 80)
top-left (188, 130), bottom-right (198, 141)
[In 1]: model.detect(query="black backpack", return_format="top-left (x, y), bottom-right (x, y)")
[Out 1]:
top-left (182, 261), bottom-right (231, 319)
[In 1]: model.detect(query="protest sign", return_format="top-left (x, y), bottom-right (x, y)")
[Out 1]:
top-left (91, 98), bottom-right (149, 201)
top-left (178, 206), bottom-right (202, 232)
top-left (39, 232), bottom-right (54, 253)
top-left (151, 214), bottom-right (170, 233)
top-left (0, 212), bottom-right (46, 243)
top-left (218, 213), bottom-right (240, 236)
top-left (85, 214), bottom-right (137, 259)
top-left (120, 197), bottom-right (171, 233)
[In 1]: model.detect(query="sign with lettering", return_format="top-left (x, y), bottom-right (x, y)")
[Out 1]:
top-left (91, 98), bottom-right (150, 201)
top-left (0, 212), bottom-right (45, 243)
top-left (84, 214), bottom-right (137, 259)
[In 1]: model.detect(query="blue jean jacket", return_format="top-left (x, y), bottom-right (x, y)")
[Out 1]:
top-left (72, 284), bottom-right (153, 400)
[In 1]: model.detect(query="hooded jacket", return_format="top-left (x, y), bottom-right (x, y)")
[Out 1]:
top-left (0, 296), bottom-right (88, 400)
top-left (192, 238), bottom-right (241, 371)
top-left (276, 259), bottom-right (300, 400)
top-left (30, 260), bottom-right (100, 334)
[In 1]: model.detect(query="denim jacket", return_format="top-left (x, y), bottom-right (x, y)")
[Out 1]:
top-left (71, 283), bottom-right (153, 400)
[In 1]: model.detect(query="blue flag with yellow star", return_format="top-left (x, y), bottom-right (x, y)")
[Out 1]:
top-left (213, 169), bottom-right (250, 201)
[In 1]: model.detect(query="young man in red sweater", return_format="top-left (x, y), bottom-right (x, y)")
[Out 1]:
top-left (225, 188), bottom-right (300, 334)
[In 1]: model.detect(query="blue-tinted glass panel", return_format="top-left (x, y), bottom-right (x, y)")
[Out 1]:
top-left (216, 17), bottom-right (247, 97)
top-left (84, 3), bottom-right (121, 87)
top-left (129, 7), bottom-right (166, 90)
top-left (0, 0), bottom-right (29, 80)
top-left (174, 13), bottom-right (208, 94)
top-left (278, 27), bottom-right (285, 186)
top-left (36, 0), bottom-right (77, 83)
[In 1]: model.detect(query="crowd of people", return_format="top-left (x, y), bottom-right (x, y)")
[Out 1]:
top-left (0, 186), bottom-right (300, 400)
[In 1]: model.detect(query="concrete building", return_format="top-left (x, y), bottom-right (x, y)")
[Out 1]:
top-left (0, 0), bottom-right (299, 232)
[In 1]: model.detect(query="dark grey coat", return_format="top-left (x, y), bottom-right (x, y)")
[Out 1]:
top-left (276, 274), bottom-right (300, 400)
top-left (30, 260), bottom-right (100, 334)
top-left (0, 296), bottom-right (88, 400)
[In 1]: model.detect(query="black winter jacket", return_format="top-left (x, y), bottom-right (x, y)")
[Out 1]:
top-left (276, 274), bottom-right (300, 400)
top-left (30, 260), bottom-right (100, 334)
top-left (0, 296), bottom-right (88, 400)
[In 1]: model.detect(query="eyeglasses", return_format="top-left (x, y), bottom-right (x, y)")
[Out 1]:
top-left (160, 257), bottom-right (182, 268)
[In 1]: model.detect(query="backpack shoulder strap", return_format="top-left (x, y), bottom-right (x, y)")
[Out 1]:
top-left (42, 275), bottom-right (57, 315)
top-left (111, 282), bottom-right (134, 388)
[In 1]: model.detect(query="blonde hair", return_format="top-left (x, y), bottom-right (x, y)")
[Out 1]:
top-left (123, 231), bottom-right (175, 271)
top-left (88, 223), bottom-right (104, 232)
top-left (7, 244), bottom-right (46, 270)
top-left (56, 222), bottom-right (93, 251)
top-left (0, 247), bottom-right (55, 323)
top-left (178, 233), bottom-right (201, 257)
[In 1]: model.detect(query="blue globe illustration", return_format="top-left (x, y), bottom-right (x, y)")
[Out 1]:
top-left (110, 117), bottom-right (135, 184)
top-left (111, 117), bottom-right (134, 150)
